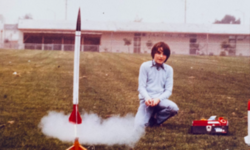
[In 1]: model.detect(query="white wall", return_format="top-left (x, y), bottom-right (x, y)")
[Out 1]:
top-left (205, 34), bottom-right (250, 56)
top-left (18, 31), bottom-right (23, 44)
top-left (100, 32), bottom-right (250, 56)
top-left (236, 36), bottom-right (250, 56)
top-left (4, 30), bottom-right (19, 42)
top-left (101, 32), bottom-right (191, 54)
top-left (140, 33), bottom-right (189, 55)
top-left (101, 32), bottom-right (134, 53)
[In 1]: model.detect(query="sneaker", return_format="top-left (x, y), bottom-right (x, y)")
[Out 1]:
top-left (145, 117), bottom-right (158, 127)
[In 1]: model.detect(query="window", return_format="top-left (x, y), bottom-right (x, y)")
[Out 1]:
top-left (134, 33), bottom-right (141, 53)
top-left (237, 36), bottom-right (244, 41)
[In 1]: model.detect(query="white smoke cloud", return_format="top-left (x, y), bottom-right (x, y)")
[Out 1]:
top-left (39, 111), bottom-right (145, 147)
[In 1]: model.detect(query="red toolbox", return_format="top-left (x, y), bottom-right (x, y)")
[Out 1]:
top-left (191, 116), bottom-right (228, 134)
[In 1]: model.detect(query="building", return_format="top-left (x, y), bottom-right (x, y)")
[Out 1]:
top-left (1, 24), bottom-right (22, 49)
top-left (4, 24), bottom-right (20, 43)
top-left (8, 19), bottom-right (250, 56)
top-left (0, 15), bottom-right (4, 48)
top-left (0, 22), bottom-right (3, 44)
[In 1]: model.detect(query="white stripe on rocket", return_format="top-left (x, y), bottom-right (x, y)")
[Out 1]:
top-left (73, 31), bottom-right (81, 104)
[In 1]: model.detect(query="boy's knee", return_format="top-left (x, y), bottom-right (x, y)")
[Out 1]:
top-left (170, 104), bottom-right (179, 116)
top-left (170, 108), bottom-right (178, 117)
top-left (174, 105), bottom-right (179, 112)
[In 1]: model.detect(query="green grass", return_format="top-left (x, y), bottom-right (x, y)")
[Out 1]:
top-left (0, 49), bottom-right (250, 150)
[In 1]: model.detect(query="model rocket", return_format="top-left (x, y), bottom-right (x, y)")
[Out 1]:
top-left (244, 100), bottom-right (250, 145)
top-left (69, 8), bottom-right (82, 125)
top-left (67, 8), bottom-right (87, 150)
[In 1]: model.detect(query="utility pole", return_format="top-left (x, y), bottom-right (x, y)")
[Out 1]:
top-left (65, 0), bottom-right (67, 20)
top-left (184, 0), bottom-right (186, 23)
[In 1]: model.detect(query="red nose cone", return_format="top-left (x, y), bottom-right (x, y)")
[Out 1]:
top-left (69, 104), bottom-right (82, 124)
top-left (248, 100), bottom-right (250, 111)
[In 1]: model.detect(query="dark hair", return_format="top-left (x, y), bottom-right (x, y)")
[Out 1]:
top-left (151, 42), bottom-right (171, 62)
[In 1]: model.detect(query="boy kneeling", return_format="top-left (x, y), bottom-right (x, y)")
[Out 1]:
top-left (135, 42), bottom-right (179, 127)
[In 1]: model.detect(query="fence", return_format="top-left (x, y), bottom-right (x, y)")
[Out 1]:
top-left (0, 43), bottom-right (99, 52)
top-left (0, 42), bottom-right (250, 56)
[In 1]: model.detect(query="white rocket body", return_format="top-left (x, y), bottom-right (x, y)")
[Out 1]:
top-left (73, 31), bottom-right (81, 105)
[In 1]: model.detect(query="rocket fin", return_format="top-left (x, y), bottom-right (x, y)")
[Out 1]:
top-left (69, 104), bottom-right (82, 124)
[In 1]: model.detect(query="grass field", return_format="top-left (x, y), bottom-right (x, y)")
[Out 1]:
top-left (0, 49), bottom-right (250, 150)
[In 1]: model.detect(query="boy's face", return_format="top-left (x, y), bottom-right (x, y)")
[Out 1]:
top-left (154, 47), bottom-right (167, 65)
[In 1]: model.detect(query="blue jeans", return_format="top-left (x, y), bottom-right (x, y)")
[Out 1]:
top-left (135, 99), bottom-right (179, 127)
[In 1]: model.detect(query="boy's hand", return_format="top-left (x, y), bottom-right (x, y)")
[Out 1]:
top-left (151, 98), bottom-right (160, 106)
top-left (145, 98), bottom-right (153, 106)
top-left (145, 98), bottom-right (160, 106)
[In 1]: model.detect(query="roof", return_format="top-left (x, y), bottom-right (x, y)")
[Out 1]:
top-left (18, 19), bottom-right (250, 35)
top-left (4, 24), bottom-right (18, 30)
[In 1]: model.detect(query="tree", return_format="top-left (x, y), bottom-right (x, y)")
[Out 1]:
top-left (123, 38), bottom-right (131, 53)
top-left (221, 41), bottom-right (231, 51)
top-left (146, 40), bottom-right (153, 49)
top-left (214, 15), bottom-right (240, 24)
top-left (4, 39), bottom-right (9, 43)
top-left (19, 13), bottom-right (33, 20)
top-left (134, 15), bottom-right (143, 22)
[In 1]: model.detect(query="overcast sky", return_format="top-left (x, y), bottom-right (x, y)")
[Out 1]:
top-left (0, 0), bottom-right (250, 25)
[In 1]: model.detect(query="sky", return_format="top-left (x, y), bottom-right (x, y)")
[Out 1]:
top-left (0, 0), bottom-right (250, 25)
